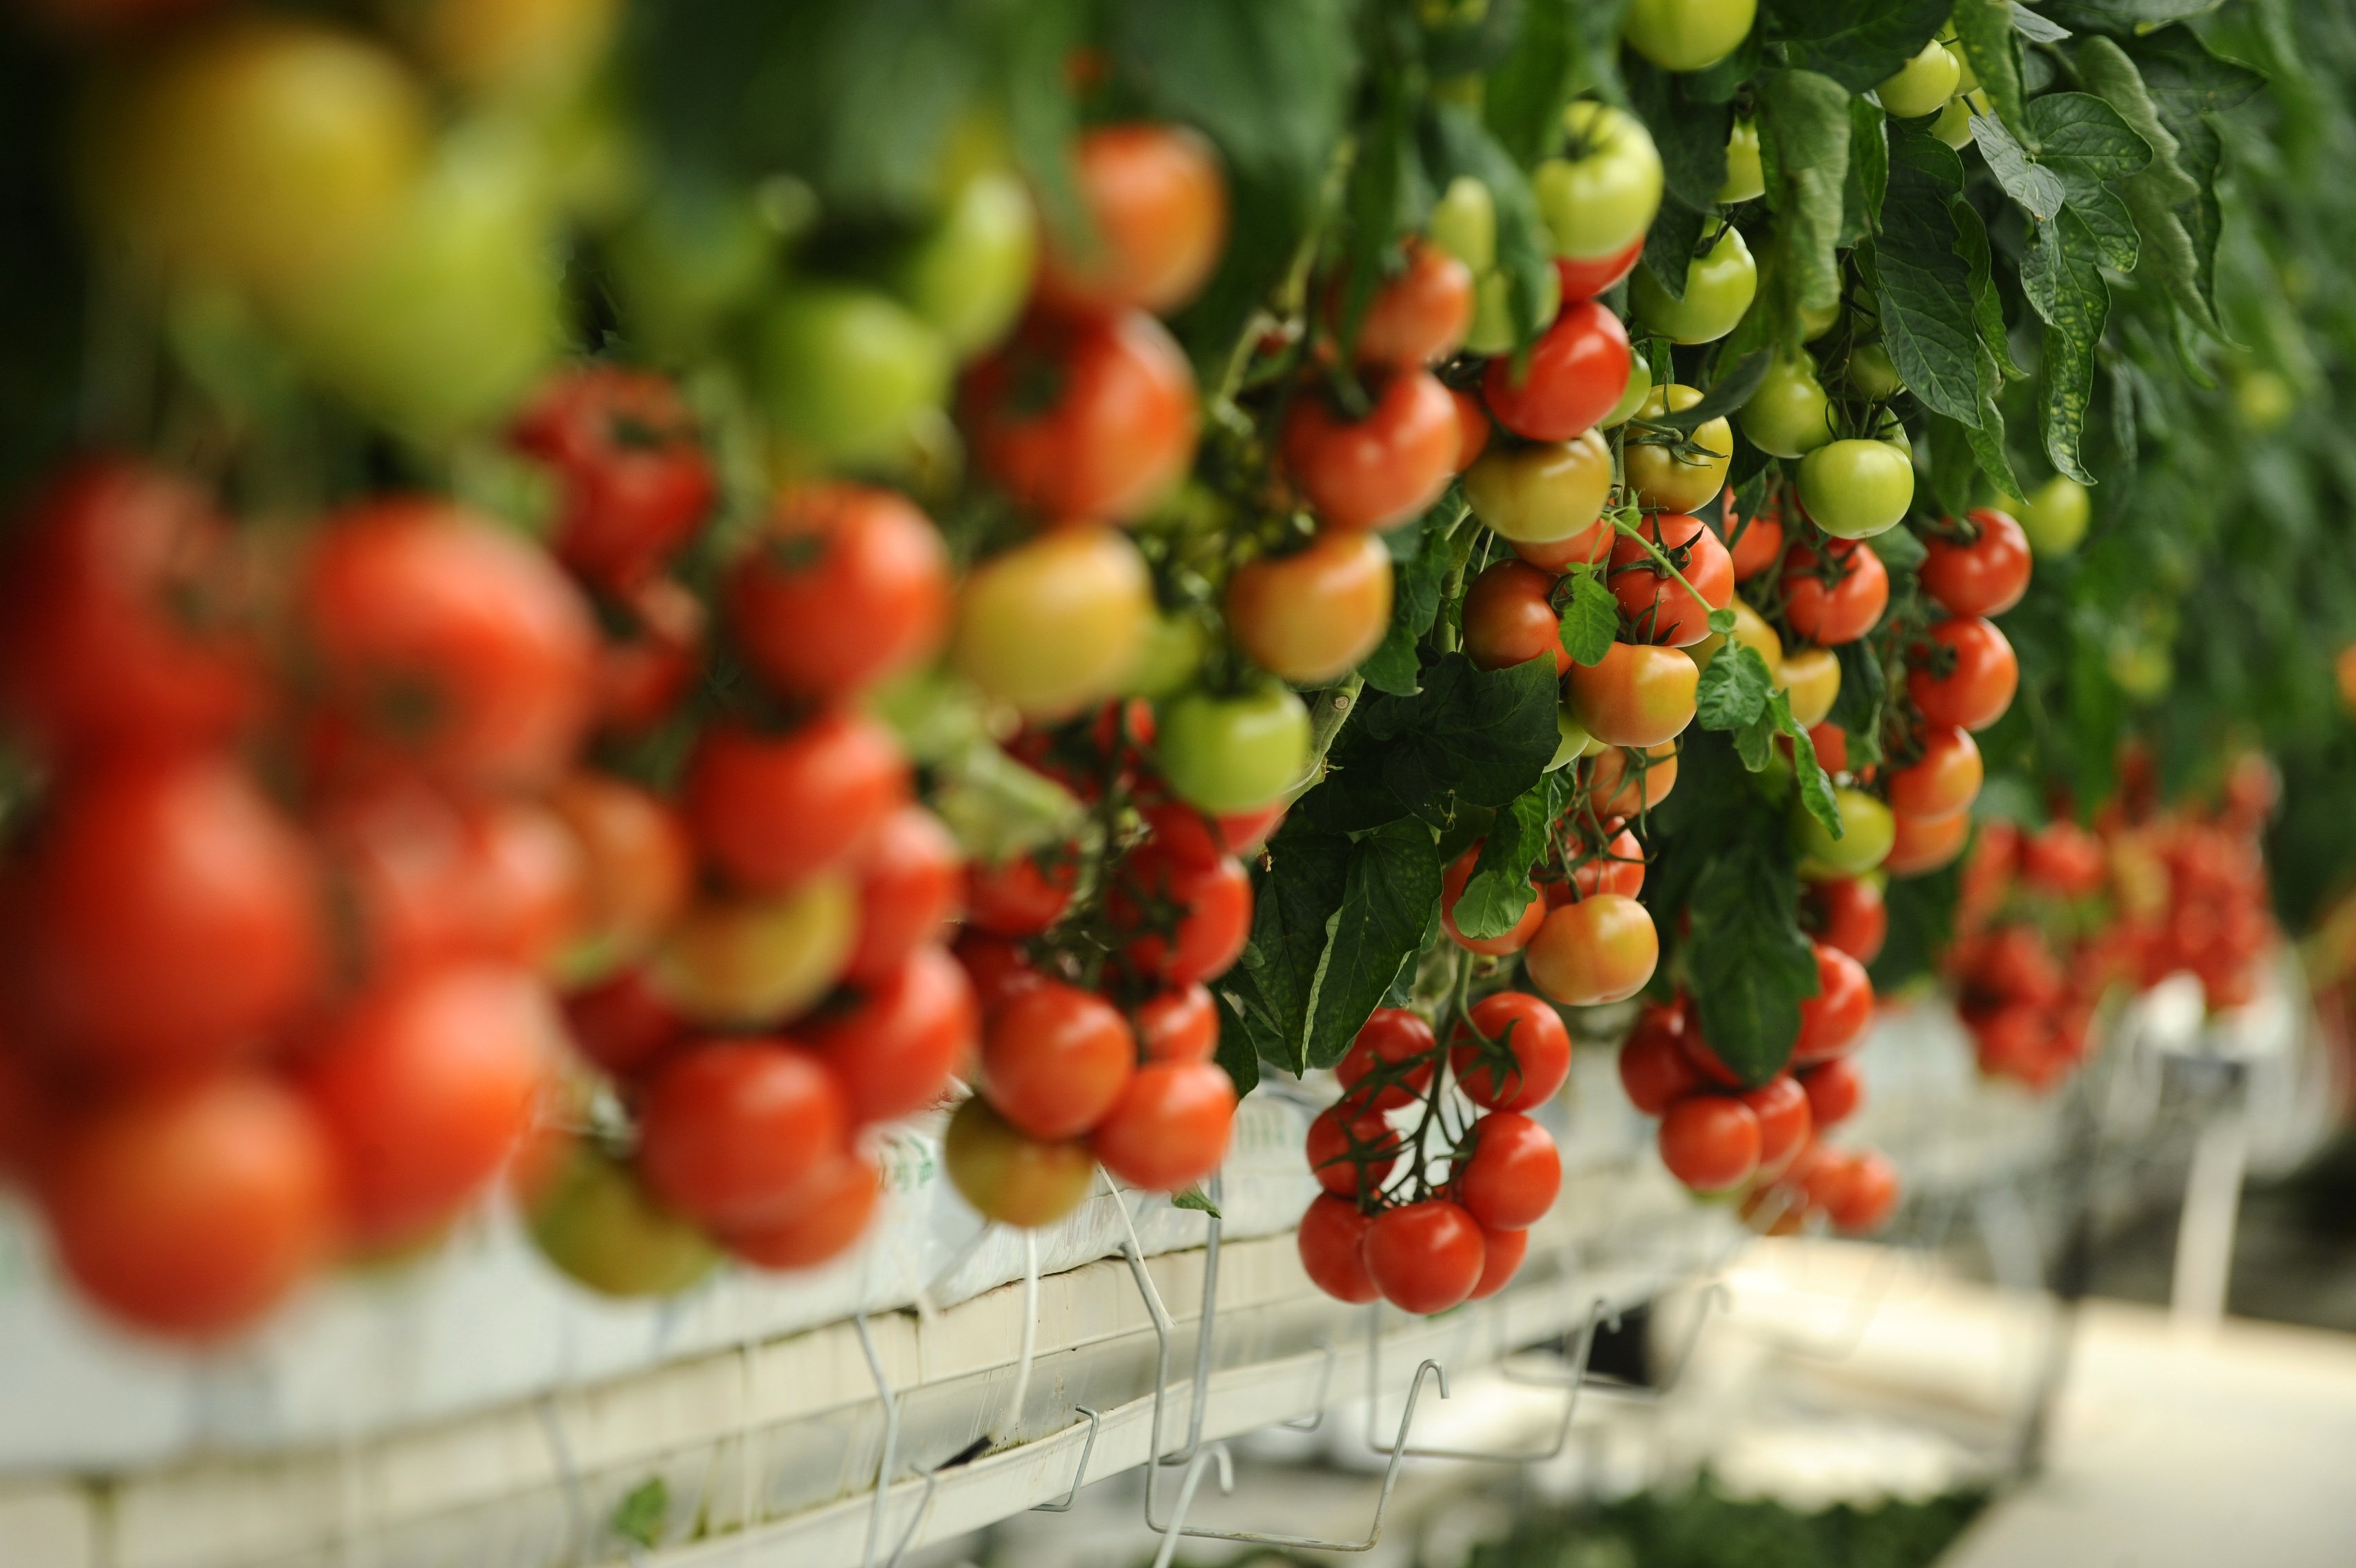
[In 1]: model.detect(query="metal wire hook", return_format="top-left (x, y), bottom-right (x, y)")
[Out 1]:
top-left (1580, 1280), bottom-right (1728, 1403)
top-left (1279, 1335), bottom-right (1340, 1432)
top-left (1148, 1444), bottom-right (1234, 1568)
top-left (853, 1313), bottom-right (903, 1568)
top-left (1027, 1407), bottom-right (1103, 1513)
top-left (1362, 1296), bottom-right (1609, 1462)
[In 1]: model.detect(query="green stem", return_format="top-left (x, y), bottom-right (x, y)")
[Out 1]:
top-left (1610, 510), bottom-right (1720, 622)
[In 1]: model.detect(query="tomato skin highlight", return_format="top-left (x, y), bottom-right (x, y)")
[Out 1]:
top-left (1281, 367), bottom-right (1462, 533)
top-left (1889, 727), bottom-right (1983, 819)
top-left (1741, 1074), bottom-right (1812, 1175)
top-left (727, 484), bottom-right (950, 702)
top-left (1479, 299), bottom-right (1633, 441)
top-left (1451, 992), bottom-right (1572, 1111)
top-left (1297, 1194), bottom-right (1380, 1304)
top-left (682, 715), bottom-right (908, 894)
top-left (1564, 641), bottom-right (1700, 748)
top-left (980, 981), bottom-right (1135, 1140)
top-left (634, 1039), bottom-right (850, 1233)
top-left (1525, 893), bottom-right (1659, 1007)
top-left (1920, 509), bottom-right (2031, 618)
top-left (1365, 1199), bottom-right (1486, 1314)
top-left (1090, 1059), bottom-right (1236, 1192)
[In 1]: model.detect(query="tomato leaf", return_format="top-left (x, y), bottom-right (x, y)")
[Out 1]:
top-left (2029, 93), bottom-right (2153, 273)
top-left (2018, 207), bottom-right (2110, 485)
top-left (1305, 820), bottom-right (1444, 1068)
top-left (1639, 192), bottom-right (1708, 299)
top-left (1948, 0), bottom-right (2031, 148)
top-left (2012, 7), bottom-right (2072, 43)
top-left (1865, 129), bottom-right (1983, 427)
top-left (1757, 69), bottom-right (1852, 345)
top-left (2042, 1), bottom-right (2222, 30)
top-left (1775, 689), bottom-right (1845, 839)
top-left (1661, 350), bottom-right (1774, 433)
top-left (1218, 819), bottom-right (1351, 1076)
top-left (612, 1478), bottom-right (670, 1551)
top-left (1456, 771), bottom-right (1576, 940)
top-left (1558, 569), bottom-right (1623, 666)
top-left (1169, 1185), bottom-right (1223, 1217)
top-left (1421, 105), bottom-right (1558, 352)
top-left (1362, 652), bottom-right (1564, 819)
top-left (1362, 505), bottom-right (1458, 696)
top-left (1625, 58), bottom-right (1733, 214)
top-left (1841, 93), bottom-right (1890, 246)
top-left (1972, 113), bottom-right (2065, 221)
top-left (1686, 830), bottom-right (1818, 1085)
top-left (1697, 643), bottom-right (1775, 731)
top-left (1762, 0), bottom-right (1951, 94)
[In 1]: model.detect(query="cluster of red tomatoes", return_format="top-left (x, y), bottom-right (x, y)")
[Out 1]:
top-left (1297, 997), bottom-right (1569, 1314)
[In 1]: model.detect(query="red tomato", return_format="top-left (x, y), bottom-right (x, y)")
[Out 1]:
top-left (1919, 509), bottom-right (2031, 618)
top-left (549, 772), bottom-right (691, 965)
top-left (844, 806), bottom-right (964, 985)
top-left (1908, 617), bottom-right (2018, 732)
top-left (1965, 926), bottom-right (2066, 1008)
top-left (1091, 1059), bottom-right (1236, 1191)
top-left (634, 1039), bottom-right (850, 1231)
top-left (1510, 520), bottom-right (1614, 572)
top-left (2022, 821), bottom-right (2106, 898)
top-left (1555, 237), bottom-right (1643, 300)
top-left (1610, 512), bottom-right (1735, 647)
top-left (1742, 1075), bottom-right (1812, 1175)
top-left (1114, 845), bottom-right (1252, 985)
top-left (1450, 387), bottom-right (1492, 473)
top-left (1037, 123), bottom-right (1227, 317)
top-left (1564, 820), bottom-right (1647, 900)
top-left (1885, 807), bottom-right (1970, 876)
top-left (1451, 992), bottom-right (1572, 1111)
top-left (1452, 1111), bottom-right (1561, 1230)
top-left (301, 965), bottom-right (555, 1247)
top-left (1462, 558), bottom-right (1569, 675)
top-left (1792, 942), bottom-right (1874, 1066)
top-left (1136, 983), bottom-right (1219, 1063)
top-left (1218, 802), bottom-right (1287, 857)
top-left (967, 848), bottom-right (1077, 937)
top-left (981, 981), bottom-right (1135, 1140)
top-left (1364, 1199), bottom-right (1486, 1315)
top-left (561, 967), bottom-right (684, 1080)
top-left (1657, 1095), bottom-right (1760, 1192)
top-left (1281, 367), bottom-right (1461, 531)
top-left (594, 578), bottom-right (704, 737)
top-left (953, 932), bottom-right (1045, 1016)
top-left (16, 752), bottom-right (323, 1079)
top-left (1564, 641), bottom-right (1699, 748)
top-left (1307, 1102), bottom-right (1402, 1198)
top-left (805, 945), bottom-right (976, 1125)
top-left (1480, 299), bottom-right (1632, 441)
top-left (511, 366), bottom-right (715, 593)
top-left (1459, 1225), bottom-right (1524, 1302)
top-left (1889, 727), bottom-right (1982, 819)
top-left (0, 457), bottom-right (257, 760)
top-left (1722, 495), bottom-right (1784, 581)
top-left (681, 715), bottom-right (908, 893)
top-left (1349, 241), bottom-right (1474, 365)
top-left (1441, 839), bottom-right (1546, 957)
top-left (1806, 877), bottom-right (1888, 965)
top-left (1807, 720), bottom-right (1850, 775)
top-left (1780, 539), bottom-right (1888, 646)
top-left (1336, 1008), bottom-right (1436, 1111)
top-left (1618, 1003), bottom-right (1701, 1115)
top-left (1224, 529), bottom-right (1394, 685)
top-left (42, 1074), bottom-right (336, 1340)
top-left (1297, 1194), bottom-right (1379, 1304)
top-left (722, 1147), bottom-right (880, 1270)
top-left (1827, 1150), bottom-right (1899, 1233)
top-left (965, 309), bottom-right (1200, 522)
top-left (1799, 1057), bottom-right (1863, 1129)
top-left (302, 498), bottom-right (594, 792)
top-left (726, 484), bottom-right (950, 701)
top-left (1524, 893), bottom-right (1659, 1007)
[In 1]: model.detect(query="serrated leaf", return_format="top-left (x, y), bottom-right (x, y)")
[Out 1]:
top-left (1305, 821), bottom-right (1443, 1068)
top-left (1773, 690), bottom-right (1845, 838)
top-left (1170, 1185), bottom-right (1224, 1216)
top-left (1663, 352), bottom-right (1775, 433)
top-left (1951, 196), bottom-right (2025, 381)
top-left (2042, 0), bottom-right (2225, 29)
top-left (1949, 0), bottom-right (2031, 147)
top-left (1362, 652), bottom-right (1564, 818)
top-left (2029, 91), bottom-right (2153, 181)
top-left (1625, 57), bottom-right (1733, 213)
top-left (1966, 376), bottom-right (2027, 504)
top-left (1865, 131), bottom-right (1982, 425)
top-left (1764, 0), bottom-right (1952, 93)
top-left (1758, 69), bottom-right (1852, 336)
top-left (1686, 831), bottom-right (1818, 1085)
top-left (1559, 570), bottom-right (1621, 666)
top-left (1641, 192), bottom-right (1708, 298)
top-left (1697, 643), bottom-right (1775, 731)
top-left (1926, 412), bottom-right (1977, 518)
top-left (2019, 208), bottom-right (2110, 484)
top-left (1421, 105), bottom-right (1557, 352)
top-left (2075, 37), bottom-right (2197, 204)
top-left (1735, 705), bottom-right (1778, 770)
top-left (2011, 7), bottom-right (2072, 42)
top-left (1841, 95), bottom-right (1889, 246)
top-left (1456, 772), bottom-right (1576, 939)
top-left (1219, 822), bottom-right (1353, 1074)
top-left (1971, 113), bottom-right (2065, 221)
top-left (1362, 506), bottom-right (1457, 696)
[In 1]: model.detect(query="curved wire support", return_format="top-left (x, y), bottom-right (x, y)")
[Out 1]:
top-left (1164, 1174), bottom-right (1223, 1464)
top-left (1751, 1237), bottom-right (1909, 1363)
top-left (853, 1314), bottom-right (903, 1568)
top-left (1362, 1297), bottom-right (1610, 1462)
top-left (1578, 1281), bottom-right (1728, 1404)
top-left (1148, 1445), bottom-right (1234, 1568)
top-left (1027, 1407), bottom-right (1103, 1513)
top-left (1279, 1335), bottom-right (1339, 1432)
top-left (876, 1468), bottom-right (940, 1568)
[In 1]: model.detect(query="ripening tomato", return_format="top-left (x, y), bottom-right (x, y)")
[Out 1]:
top-left (1888, 726), bottom-right (1982, 819)
top-left (1808, 720), bottom-right (1850, 775)
top-left (894, 169), bottom-right (1037, 358)
top-left (302, 498), bottom-right (594, 793)
top-left (843, 806), bottom-right (963, 985)
top-left (1781, 540), bottom-right (1889, 646)
top-left (1827, 1150), bottom-right (1899, 1233)
top-left (634, 1039), bottom-right (848, 1231)
top-left (1792, 942), bottom-right (1873, 1066)
top-left (1798, 439), bottom-right (1914, 540)
top-left (953, 932), bottom-right (1044, 1017)
top-left (944, 1095), bottom-right (1097, 1228)
top-left (1742, 1075), bottom-right (1811, 1175)
top-left (1624, 385), bottom-right (1733, 514)
top-left (1092, 1060), bottom-right (1235, 1191)
top-left (1800, 1057), bottom-right (1863, 1130)
top-left (1908, 617), bottom-right (2018, 732)
top-left (1337, 1008), bottom-right (1436, 1111)
top-left (1226, 531), bottom-right (1394, 684)
top-left (1525, 893), bottom-right (1659, 1007)
top-left (1480, 299), bottom-right (1633, 442)
top-left (1115, 845), bottom-right (1252, 986)
top-left (1297, 1194), bottom-right (1379, 1304)
top-left (982, 982), bottom-right (1135, 1140)
top-left (1450, 388), bottom-right (1491, 473)
top-left (1780, 645), bottom-right (1842, 729)
top-left (1675, 1009), bottom-right (1748, 1090)
top-left (722, 1146), bottom-right (881, 1270)
top-left (1585, 742), bottom-right (1681, 817)
top-left (42, 1074), bottom-right (337, 1340)
top-left (1037, 123), bottom-right (1227, 317)
top-left (561, 967), bottom-right (684, 1079)
top-left (1885, 807), bottom-right (1971, 877)
top-left (1630, 226), bottom-right (1757, 346)
top-left (1220, 803), bottom-right (1287, 857)
top-left (1349, 241), bottom-right (1474, 365)
top-left (1724, 498), bottom-right (1785, 580)
top-left (0, 459), bottom-right (258, 760)
top-left (1281, 368), bottom-right (1461, 531)
top-left (547, 772), bottom-right (687, 967)
top-left (1565, 641), bottom-right (1700, 748)
top-left (2022, 821), bottom-right (2106, 898)
top-left (954, 527), bottom-right (1153, 719)
top-left (1920, 509), bottom-right (2031, 618)
top-left (1621, 0), bottom-right (1757, 74)
top-left (594, 578), bottom-right (703, 737)
top-left (1657, 1095), bottom-right (1760, 1192)
top-left (1618, 1005), bottom-right (1702, 1115)
top-left (1365, 1199), bottom-right (1486, 1315)
top-left (1807, 876), bottom-right (1887, 966)
top-left (516, 1127), bottom-right (719, 1298)
top-left (511, 366), bottom-right (715, 593)
top-left (1555, 236), bottom-right (1645, 300)
top-left (1156, 686), bottom-right (1311, 816)
top-left (967, 850), bottom-right (1075, 937)
top-left (1137, 984), bottom-right (1219, 1064)
top-left (1441, 840), bottom-right (1546, 957)
top-left (1611, 513), bottom-right (1735, 647)
top-left (406, 0), bottom-right (619, 101)
top-left (1561, 820), bottom-right (1645, 900)
top-left (804, 945), bottom-right (975, 1125)
top-left (1533, 102), bottom-right (1663, 261)
top-left (649, 877), bottom-right (856, 1028)
top-left (1453, 1111), bottom-right (1560, 1230)
top-left (301, 964), bottom-right (555, 1247)
top-left (682, 715), bottom-right (908, 893)
top-left (1793, 787), bottom-right (1896, 880)
top-left (1463, 560), bottom-right (1569, 675)
top-left (965, 310), bottom-right (1199, 522)
top-left (726, 484), bottom-right (949, 702)
top-left (16, 752), bottom-right (323, 1079)
top-left (1452, 992), bottom-right (1572, 1111)
top-left (1464, 431), bottom-right (1614, 545)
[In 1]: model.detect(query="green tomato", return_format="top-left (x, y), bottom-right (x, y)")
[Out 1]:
top-left (1719, 120), bottom-right (1764, 204)
top-left (1463, 261), bottom-right (1562, 357)
top-left (1877, 41), bottom-right (1962, 120)
top-left (1932, 95), bottom-right (1976, 150)
top-left (1602, 355), bottom-right (1654, 430)
top-left (2018, 473), bottom-right (2092, 557)
top-left (757, 284), bottom-right (952, 464)
top-left (524, 1135), bottom-right (720, 1299)
top-left (2108, 639), bottom-right (2174, 701)
top-left (893, 170), bottom-right (1037, 360)
top-left (1156, 686), bottom-right (1311, 815)
top-left (1737, 354), bottom-right (1834, 459)
top-left (1123, 608), bottom-right (1209, 698)
top-left (1798, 439), bottom-right (1915, 540)
top-left (1630, 225), bottom-right (1757, 345)
top-left (1547, 704), bottom-right (1595, 772)
top-left (1847, 340), bottom-right (1905, 399)
top-left (1428, 175), bottom-right (1497, 276)
top-left (1948, 34), bottom-right (1981, 95)
top-left (1798, 298), bottom-right (1841, 342)
top-left (1794, 787), bottom-right (1896, 880)
top-left (1622, 0), bottom-right (1758, 74)
top-left (1534, 102), bottom-right (1663, 261)
top-left (609, 188), bottom-right (778, 362)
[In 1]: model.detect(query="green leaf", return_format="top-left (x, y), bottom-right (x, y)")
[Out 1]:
top-left (1421, 106), bottom-right (1556, 352)
top-left (1951, 194), bottom-right (2025, 380)
top-left (1926, 412), bottom-right (1978, 518)
top-left (1840, 94), bottom-right (1889, 247)
top-left (1360, 652), bottom-right (1564, 819)
top-left (1686, 831), bottom-right (1817, 1086)
top-left (1485, 0), bottom-right (1576, 168)
top-left (1773, 689), bottom-right (1845, 837)
top-left (1696, 644), bottom-right (1775, 731)
top-left (1305, 821), bottom-right (1443, 1068)
top-left (1707, 607), bottom-right (1738, 634)
top-left (1829, 638), bottom-right (1887, 758)
top-left (2011, 8), bottom-right (2072, 43)
top-left (2076, 36), bottom-right (2219, 336)
top-left (1558, 569), bottom-right (1622, 666)
top-left (2074, 37), bottom-right (2197, 205)
top-left (1218, 821), bottom-right (1352, 1074)
top-left (2028, 92), bottom-right (2151, 273)
top-left (2042, 1), bottom-right (2226, 30)
top-left (1625, 57), bottom-right (1733, 214)
top-left (1456, 772), bottom-right (1577, 939)
top-left (1170, 1185), bottom-right (1224, 1216)
top-left (2019, 207), bottom-right (2110, 485)
top-left (1757, 69), bottom-right (1852, 337)
top-left (1948, 0), bottom-right (2031, 147)
top-left (1865, 131), bottom-right (1982, 426)
top-left (1971, 113), bottom-right (2065, 220)
top-left (1735, 707), bottom-right (1779, 771)
top-left (612, 1478), bottom-right (670, 1551)
top-left (1332, 82), bottom-right (1422, 356)
top-left (1640, 192), bottom-right (1708, 298)
top-left (1764, 0), bottom-right (1952, 93)
top-left (1663, 351), bottom-right (1774, 433)
top-left (1362, 507), bottom-right (1456, 696)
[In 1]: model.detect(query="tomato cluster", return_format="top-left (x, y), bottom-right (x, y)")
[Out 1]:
top-left (1299, 996), bottom-right (1568, 1314)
